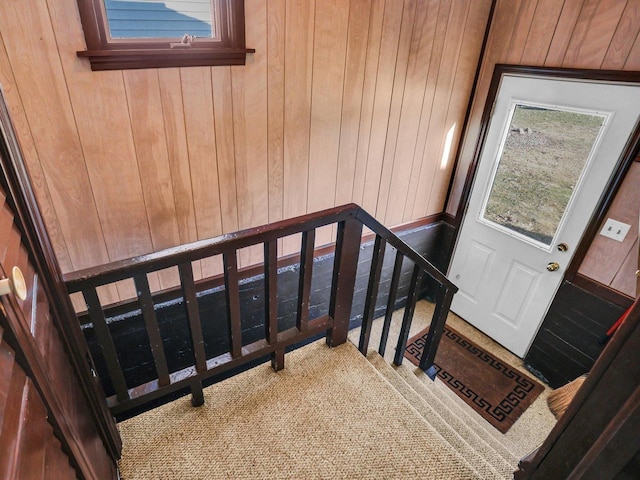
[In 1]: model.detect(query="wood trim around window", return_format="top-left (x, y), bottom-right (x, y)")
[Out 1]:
top-left (76, 0), bottom-right (254, 71)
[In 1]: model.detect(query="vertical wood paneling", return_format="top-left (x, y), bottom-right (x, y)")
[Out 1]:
top-left (233, 0), bottom-right (269, 266)
top-left (360, 0), bottom-right (404, 214)
top-left (413, 0), bottom-right (471, 219)
top-left (267, 0), bottom-right (286, 224)
top-left (610, 238), bottom-right (638, 296)
top-left (544, 0), bottom-right (586, 65)
top-left (624, 34), bottom-right (640, 70)
top-left (334, 0), bottom-right (372, 208)
top-left (375, 0), bottom-right (417, 221)
top-left (352, 0), bottom-right (386, 205)
top-left (519, 0), bottom-right (566, 65)
top-left (283, 0), bottom-right (314, 231)
top-left (603, 1), bottom-right (640, 69)
top-left (562, 0), bottom-right (628, 68)
top-left (0, 0), bottom-right (109, 273)
top-left (233, 0), bottom-right (269, 233)
top-left (0, 0), bottom-right (510, 302)
top-left (579, 162), bottom-right (639, 297)
top-left (123, 70), bottom-right (180, 252)
top-left (307, 0), bottom-right (350, 216)
top-left (181, 67), bottom-right (223, 277)
top-left (506, 1), bottom-right (540, 64)
top-left (266, 0), bottom-right (286, 256)
top-left (48, 1), bottom-right (152, 265)
top-left (212, 66), bottom-right (239, 235)
top-left (123, 70), bottom-right (181, 289)
top-left (383, 0), bottom-right (441, 225)
top-left (307, 0), bottom-right (350, 246)
top-left (158, 68), bottom-right (203, 280)
top-left (158, 69), bottom-right (197, 246)
top-left (0, 41), bottom-right (74, 275)
top-left (267, 0), bottom-right (286, 229)
top-left (425, 0), bottom-right (492, 215)
top-left (403, 0), bottom-right (452, 221)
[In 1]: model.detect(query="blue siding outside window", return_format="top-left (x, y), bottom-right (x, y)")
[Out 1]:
top-left (104, 0), bottom-right (213, 39)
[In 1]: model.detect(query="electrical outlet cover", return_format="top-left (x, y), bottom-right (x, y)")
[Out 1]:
top-left (599, 218), bottom-right (631, 242)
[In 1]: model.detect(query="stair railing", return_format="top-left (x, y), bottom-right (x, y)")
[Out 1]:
top-left (65, 204), bottom-right (457, 416)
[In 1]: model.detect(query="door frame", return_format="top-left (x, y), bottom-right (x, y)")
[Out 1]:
top-left (0, 87), bottom-right (122, 464)
top-left (450, 65), bottom-right (640, 308)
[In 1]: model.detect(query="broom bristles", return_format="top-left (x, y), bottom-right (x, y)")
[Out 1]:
top-left (547, 375), bottom-right (587, 419)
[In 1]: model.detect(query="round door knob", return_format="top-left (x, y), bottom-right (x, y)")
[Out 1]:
top-left (547, 262), bottom-right (560, 272)
top-left (557, 243), bottom-right (569, 252)
top-left (0, 266), bottom-right (27, 301)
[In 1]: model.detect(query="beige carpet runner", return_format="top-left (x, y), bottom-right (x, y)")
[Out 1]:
top-left (118, 340), bottom-right (487, 479)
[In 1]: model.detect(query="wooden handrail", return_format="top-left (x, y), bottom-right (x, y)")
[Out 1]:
top-left (65, 204), bottom-right (358, 291)
top-left (355, 208), bottom-right (457, 291)
top-left (64, 204), bottom-right (458, 415)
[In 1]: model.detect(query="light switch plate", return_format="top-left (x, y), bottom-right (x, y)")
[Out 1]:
top-left (599, 218), bottom-right (631, 242)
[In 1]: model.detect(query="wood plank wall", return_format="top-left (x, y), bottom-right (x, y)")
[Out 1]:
top-left (447, 0), bottom-right (640, 217)
top-left (578, 160), bottom-right (640, 298)
top-left (0, 0), bottom-right (490, 303)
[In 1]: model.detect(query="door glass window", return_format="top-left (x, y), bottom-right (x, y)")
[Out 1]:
top-left (481, 103), bottom-right (606, 247)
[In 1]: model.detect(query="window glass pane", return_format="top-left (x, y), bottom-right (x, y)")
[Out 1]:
top-left (482, 104), bottom-right (605, 246)
top-left (105, 0), bottom-right (214, 39)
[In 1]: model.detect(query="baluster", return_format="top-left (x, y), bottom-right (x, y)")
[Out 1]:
top-left (296, 229), bottom-right (315, 332)
top-left (178, 262), bottom-right (207, 373)
top-left (359, 235), bottom-right (386, 354)
top-left (327, 218), bottom-right (363, 347)
top-left (82, 287), bottom-right (129, 402)
top-left (223, 251), bottom-right (242, 358)
top-left (393, 264), bottom-right (424, 366)
top-left (379, 251), bottom-right (403, 357)
top-left (419, 284), bottom-right (455, 377)
top-left (264, 241), bottom-right (283, 371)
top-left (134, 273), bottom-right (170, 387)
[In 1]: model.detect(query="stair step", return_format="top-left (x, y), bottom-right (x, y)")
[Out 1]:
top-left (392, 360), bottom-right (521, 466)
top-left (369, 353), bottom-right (515, 479)
top-left (363, 356), bottom-right (485, 479)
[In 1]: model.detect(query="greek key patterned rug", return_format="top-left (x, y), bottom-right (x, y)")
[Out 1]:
top-left (404, 325), bottom-right (544, 433)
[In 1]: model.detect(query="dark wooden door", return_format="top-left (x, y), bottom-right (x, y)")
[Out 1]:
top-left (0, 324), bottom-right (77, 478)
top-left (0, 89), bottom-right (120, 478)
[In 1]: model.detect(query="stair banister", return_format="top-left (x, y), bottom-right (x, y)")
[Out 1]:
top-left (65, 204), bottom-right (457, 415)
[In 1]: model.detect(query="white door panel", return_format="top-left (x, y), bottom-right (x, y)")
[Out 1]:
top-left (449, 74), bottom-right (640, 357)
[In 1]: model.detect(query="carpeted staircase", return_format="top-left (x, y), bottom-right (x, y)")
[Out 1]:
top-left (118, 339), bottom-right (525, 479)
top-left (368, 352), bottom-right (519, 479)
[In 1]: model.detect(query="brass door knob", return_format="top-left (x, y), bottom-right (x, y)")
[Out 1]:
top-left (557, 243), bottom-right (569, 252)
top-left (547, 262), bottom-right (560, 272)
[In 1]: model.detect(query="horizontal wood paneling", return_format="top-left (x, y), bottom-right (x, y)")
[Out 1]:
top-left (0, 0), bottom-right (489, 303)
top-left (447, 0), bottom-right (640, 217)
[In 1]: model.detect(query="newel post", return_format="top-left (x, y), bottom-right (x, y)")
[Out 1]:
top-left (327, 217), bottom-right (362, 347)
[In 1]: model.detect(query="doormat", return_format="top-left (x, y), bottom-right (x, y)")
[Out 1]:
top-left (404, 325), bottom-right (544, 433)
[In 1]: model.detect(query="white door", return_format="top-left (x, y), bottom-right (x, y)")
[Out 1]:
top-left (449, 74), bottom-right (640, 357)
